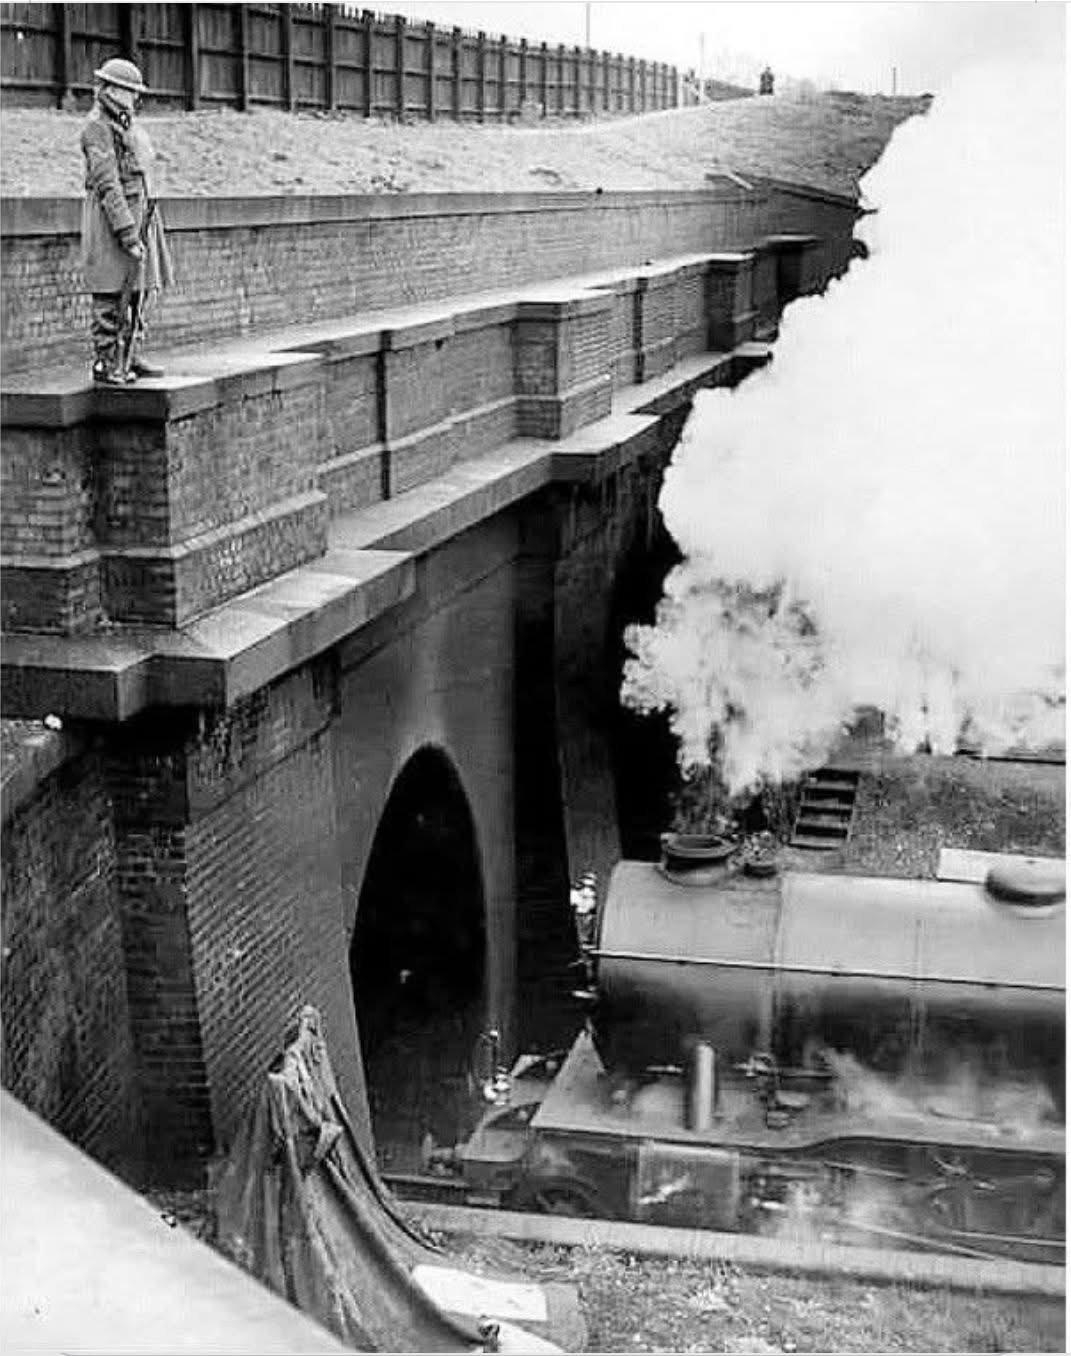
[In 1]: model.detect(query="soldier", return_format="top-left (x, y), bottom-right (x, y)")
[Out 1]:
top-left (80, 57), bottom-right (173, 385)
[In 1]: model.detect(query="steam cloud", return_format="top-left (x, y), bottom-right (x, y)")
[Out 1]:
top-left (623, 55), bottom-right (1065, 793)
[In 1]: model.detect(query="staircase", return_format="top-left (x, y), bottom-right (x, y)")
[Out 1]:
top-left (790, 768), bottom-right (860, 850)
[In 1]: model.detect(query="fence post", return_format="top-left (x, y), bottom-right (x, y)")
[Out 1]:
top-left (572, 45), bottom-right (580, 117)
top-left (540, 41), bottom-right (549, 115)
top-left (451, 27), bottom-right (461, 120)
top-left (394, 13), bottom-right (405, 118)
top-left (363, 10), bottom-right (374, 117)
top-left (236, 4), bottom-right (249, 111)
top-left (119, 5), bottom-right (138, 68)
top-left (476, 31), bottom-right (486, 122)
top-left (499, 33), bottom-right (507, 120)
top-left (518, 37), bottom-right (527, 106)
top-left (54, 2), bottom-right (71, 107)
top-left (324, 3), bottom-right (335, 111)
top-left (425, 20), bottom-right (435, 120)
top-left (282, 3), bottom-right (295, 111)
top-left (184, 4), bottom-right (200, 109)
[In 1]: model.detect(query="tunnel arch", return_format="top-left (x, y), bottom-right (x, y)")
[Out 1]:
top-left (349, 744), bottom-right (489, 1172)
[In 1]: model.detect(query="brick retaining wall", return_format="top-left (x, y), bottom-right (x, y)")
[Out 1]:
top-left (0, 182), bottom-right (858, 375)
top-left (1, 742), bottom-right (142, 1176)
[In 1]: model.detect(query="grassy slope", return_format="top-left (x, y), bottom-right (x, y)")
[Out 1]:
top-left (0, 92), bottom-right (926, 199)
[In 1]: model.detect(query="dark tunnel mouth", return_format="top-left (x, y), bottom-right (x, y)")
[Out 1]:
top-left (350, 746), bottom-right (488, 1169)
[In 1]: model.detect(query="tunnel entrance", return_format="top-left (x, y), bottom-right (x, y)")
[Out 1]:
top-left (350, 748), bottom-right (487, 1174)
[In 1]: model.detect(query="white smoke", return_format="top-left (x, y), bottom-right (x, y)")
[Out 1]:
top-left (623, 50), bottom-right (1066, 793)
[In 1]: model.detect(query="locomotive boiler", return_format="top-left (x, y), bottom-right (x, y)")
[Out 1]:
top-left (410, 848), bottom-right (1065, 1265)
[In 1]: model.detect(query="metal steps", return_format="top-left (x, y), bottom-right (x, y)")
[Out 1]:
top-left (790, 768), bottom-right (860, 850)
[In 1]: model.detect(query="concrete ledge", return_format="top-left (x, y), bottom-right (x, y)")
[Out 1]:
top-left (412, 1204), bottom-right (1065, 1299)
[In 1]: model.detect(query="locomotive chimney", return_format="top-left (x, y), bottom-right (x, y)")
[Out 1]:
top-left (660, 832), bottom-right (734, 885)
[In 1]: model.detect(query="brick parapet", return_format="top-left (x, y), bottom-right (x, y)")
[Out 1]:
top-left (0, 183), bottom-right (859, 374)
top-left (1, 221), bottom-right (848, 684)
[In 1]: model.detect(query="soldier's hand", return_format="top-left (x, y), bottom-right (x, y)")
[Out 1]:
top-left (125, 241), bottom-right (145, 262)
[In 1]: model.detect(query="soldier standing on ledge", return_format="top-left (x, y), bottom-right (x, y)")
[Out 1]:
top-left (80, 58), bottom-right (172, 385)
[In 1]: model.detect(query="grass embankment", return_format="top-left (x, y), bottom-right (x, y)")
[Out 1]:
top-left (0, 91), bottom-right (926, 200)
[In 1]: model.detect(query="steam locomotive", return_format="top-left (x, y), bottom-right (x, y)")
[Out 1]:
top-left (411, 843), bottom-right (1065, 1265)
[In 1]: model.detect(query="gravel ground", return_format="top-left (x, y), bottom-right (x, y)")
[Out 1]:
top-left (439, 1233), bottom-right (1065, 1354)
top-left (145, 1191), bottom-right (1063, 1354)
top-left (0, 91), bottom-right (926, 199)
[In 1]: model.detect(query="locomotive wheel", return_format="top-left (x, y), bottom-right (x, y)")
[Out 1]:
top-left (520, 1180), bottom-right (601, 1218)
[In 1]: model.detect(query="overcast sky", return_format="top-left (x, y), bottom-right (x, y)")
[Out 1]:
top-left (383, 1), bottom-right (1066, 94)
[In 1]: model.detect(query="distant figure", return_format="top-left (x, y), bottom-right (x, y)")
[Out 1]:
top-left (80, 58), bottom-right (172, 384)
top-left (759, 66), bottom-right (775, 96)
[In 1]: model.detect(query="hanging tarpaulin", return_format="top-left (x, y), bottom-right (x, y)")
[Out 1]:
top-left (214, 1007), bottom-right (572, 1353)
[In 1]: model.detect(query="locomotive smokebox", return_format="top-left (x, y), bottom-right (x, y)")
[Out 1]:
top-left (592, 859), bottom-right (1065, 1106)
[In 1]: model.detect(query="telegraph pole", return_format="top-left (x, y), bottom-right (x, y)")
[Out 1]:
top-left (891, 65), bottom-right (898, 95)
top-left (699, 31), bottom-right (706, 100)
top-left (584, 2), bottom-right (591, 48)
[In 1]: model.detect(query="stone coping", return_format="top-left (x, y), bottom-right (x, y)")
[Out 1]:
top-left (0, 343), bottom-right (760, 723)
top-left (0, 185), bottom-right (754, 238)
top-left (0, 177), bottom-right (859, 240)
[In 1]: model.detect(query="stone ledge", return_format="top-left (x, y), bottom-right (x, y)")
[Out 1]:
top-left (1, 352), bottom-right (325, 429)
top-left (1, 549), bottom-right (415, 720)
top-left (0, 186), bottom-right (754, 239)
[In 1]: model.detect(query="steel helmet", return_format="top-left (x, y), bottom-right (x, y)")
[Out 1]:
top-left (93, 58), bottom-right (147, 93)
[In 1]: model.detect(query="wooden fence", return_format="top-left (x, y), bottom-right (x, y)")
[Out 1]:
top-left (0, 3), bottom-right (680, 119)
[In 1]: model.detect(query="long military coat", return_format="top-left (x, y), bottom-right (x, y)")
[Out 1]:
top-left (80, 105), bottom-right (173, 294)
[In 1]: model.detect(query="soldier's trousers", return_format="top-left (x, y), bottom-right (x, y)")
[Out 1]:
top-left (91, 290), bottom-right (145, 371)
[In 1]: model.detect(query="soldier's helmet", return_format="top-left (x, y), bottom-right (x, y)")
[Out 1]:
top-left (93, 57), bottom-right (147, 93)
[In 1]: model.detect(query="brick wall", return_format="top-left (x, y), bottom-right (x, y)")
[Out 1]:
top-left (1, 741), bottom-right (142, 1177)
top-left (103, 655), bottom-right (358, 1177)
top-left (0, 183), bottom-right (859, 374)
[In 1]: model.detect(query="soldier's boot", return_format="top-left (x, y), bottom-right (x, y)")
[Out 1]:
top-left (126, 292), bottom-right (164, 379)
top-left (91, 292), bottom-right (133, 385)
